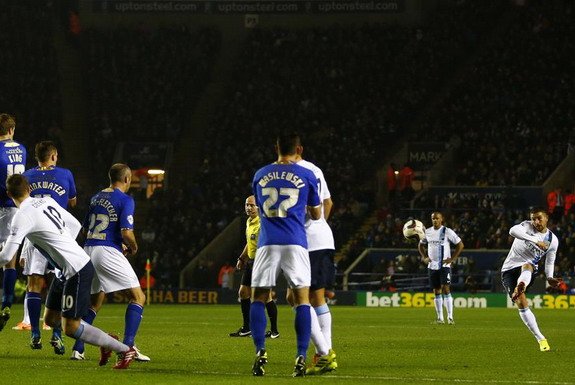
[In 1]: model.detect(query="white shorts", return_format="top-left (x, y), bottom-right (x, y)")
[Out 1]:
top-left (22, 239), bottom-right (52, 276)
top-left (85, 245), bottom-right (140, 294)
top-left (0, 207), bottom-right (17, 242)
top-left (251, 245), bottom-right (310, 289)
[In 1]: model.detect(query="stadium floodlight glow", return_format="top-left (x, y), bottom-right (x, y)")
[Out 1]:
top-left (147, 169), bottom-right (165, 175)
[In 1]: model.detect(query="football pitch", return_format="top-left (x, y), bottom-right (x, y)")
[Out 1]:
top-left (1, 304), bottom-right (574, 384)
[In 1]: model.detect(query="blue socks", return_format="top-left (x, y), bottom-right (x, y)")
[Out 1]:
top-left (295, 304), bottom-right (311, 358)
top-left (26, 292), bottom-right (42, 337)
top-left (123, 303), bottom-right (143, 347)
top-left (2, 268), bottom-right (17, 309)
top-left (72, 308), bottom-right (97, 353)
top-left (250, 301), bottom-right (266, 352)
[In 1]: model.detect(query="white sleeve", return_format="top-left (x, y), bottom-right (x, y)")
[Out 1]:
top-left (60, 206), bottom-right (82, 239)
top-left (509, 222), bottom-right (539, 243)
top-left (0, 241), bottom-right (20, 265)
top-left (447, 228), bottom-right (462, 245)
top-left (0, 212), bottom-right (32, 264)
top-left (317, 169), bottom-right (331, 201)
top-left (544, 238), bottom-right (559, 278)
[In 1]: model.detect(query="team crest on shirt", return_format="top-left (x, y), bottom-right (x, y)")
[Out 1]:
top-left (251, 234), bottom-right (256, 240)
top-left (127, 215), bottom-right (134, 225)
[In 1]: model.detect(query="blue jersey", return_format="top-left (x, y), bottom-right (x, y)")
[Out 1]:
top-left (253, 163), bottom-right (320, 248)
top-left (0, 140), bottom-right (27, 207)
top-left (83, 188), bottom-right (135, 252)
top-left (23, 166), bottom-right (77, 208)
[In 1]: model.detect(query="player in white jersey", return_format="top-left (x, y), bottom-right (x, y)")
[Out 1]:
top-left (418, 212), bottom-right (464, 324)
top-left (294, 150), bottom-right (337, 375)
top-left (501, 207), bottom-right (559, 352)
top-left (0, 174), bottom-right (137, 369)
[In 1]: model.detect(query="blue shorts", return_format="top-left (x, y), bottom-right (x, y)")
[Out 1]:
top-left (429, 267), bottom-right (451, 289)
top-left (310, 249), bottom-right (336, 291)
top-left (47, 262), bottom-right (94, 319)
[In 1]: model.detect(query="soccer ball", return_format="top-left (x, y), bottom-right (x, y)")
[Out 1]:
top-left (402, 219), bottom-right (425, 242)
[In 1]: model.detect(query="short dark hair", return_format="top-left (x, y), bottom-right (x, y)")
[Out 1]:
top-left (530, 207), bottom-right (548, 216)
top-left (109, 163), bottom-right (131, 183)
top-left (6, 174), bottom-right (29, 199)
top-left (0, 113), bottom-right (16, 135)
top-left (276, 133), bottom-right (301, 156)
top-left (35, 141), bottom-right (57, 163)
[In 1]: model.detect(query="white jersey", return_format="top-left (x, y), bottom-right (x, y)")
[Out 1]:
top-left (501, 220), bottom-right (557, 278)
top-left (297, 159), bottom-right (335, 251)
top-left (420, 225), bottom-right (462, 270)
top-left (1, 197), bottom-right (88, 280)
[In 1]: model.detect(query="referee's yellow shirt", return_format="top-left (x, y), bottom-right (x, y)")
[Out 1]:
top-left (246, 215), bottom-right (260, 260)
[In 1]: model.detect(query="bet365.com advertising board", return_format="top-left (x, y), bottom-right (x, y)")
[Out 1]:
top-left (358, 291), bottom-right (575, 309)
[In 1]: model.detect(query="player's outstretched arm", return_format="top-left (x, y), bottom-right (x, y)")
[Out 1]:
top-left (509, 223), bottom-right (539, 243)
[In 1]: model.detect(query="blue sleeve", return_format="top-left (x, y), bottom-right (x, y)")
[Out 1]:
top-left (67, 169), bottom-right (77, 199)
top-left (120, 196), bottom-right (135, 230)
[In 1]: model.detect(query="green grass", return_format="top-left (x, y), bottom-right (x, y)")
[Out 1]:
top-left (1, 304), bottom-right (574, 384)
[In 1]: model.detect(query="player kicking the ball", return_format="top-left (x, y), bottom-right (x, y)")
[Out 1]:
top-left (501, 207), bottom-right (559, 352)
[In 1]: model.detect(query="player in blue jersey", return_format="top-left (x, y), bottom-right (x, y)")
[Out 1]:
top-left (71, 163), bottom-right (150, 364)
top-left (17, 141), bottom-right (77, 352)
top-left (0, 174), bottom-right (137, 369)
top-left (250, 133), bottom-right (321, 377)
top-left (0, 113), bottom-right (27, 332)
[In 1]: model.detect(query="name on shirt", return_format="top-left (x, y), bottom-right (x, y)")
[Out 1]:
top-left (8, 154), bottom-right (23, 163)
top-left (92, 198), bottom-right (118, 221)
top-left (258, 171), bottom-right (306, 189)
top-left (30, 181), bottom-right (67, 196)
top-left (31, 199), bottom-right (47, 208)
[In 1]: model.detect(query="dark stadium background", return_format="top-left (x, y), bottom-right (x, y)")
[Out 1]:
top-left (1, 0), bottom-right (573, 297)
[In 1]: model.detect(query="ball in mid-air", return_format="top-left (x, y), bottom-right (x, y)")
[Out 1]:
top-left (402, 219), bottom-right (425, 241)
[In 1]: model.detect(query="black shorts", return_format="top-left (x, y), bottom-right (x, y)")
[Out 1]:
top-left (45, 275), bottom-right (64, 312)
top-left (240, 260), bottom-right (254, 287)
top-left (501, 267), bottom-right (535, 298)
top-left (428, 267), bottom-right (451, 289)
top-left (46, 262), bottom-right (94, 319)
top-left (310, 249), bottom-right (336, 291)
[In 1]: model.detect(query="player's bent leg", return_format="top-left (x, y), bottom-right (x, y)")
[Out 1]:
top-left (71, 293), bottom-right (102, 357)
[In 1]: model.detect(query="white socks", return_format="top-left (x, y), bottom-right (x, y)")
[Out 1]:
top-left (75, 321), bottom-right (129, 353)
top-left (434, 295), bottom-right (444, 321)
top-left (22, 296), bottom-right (30, 324)
top-left (443, 294), bottom-right (453, 319)
top-left (519, 308), bottom-right (545, 341)
top-left (308, 306), bottom-right (329, 356)
top-left (315, 304), bottom-right (332, 350)
top-left (518, 270), bottom-right (532, 286)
